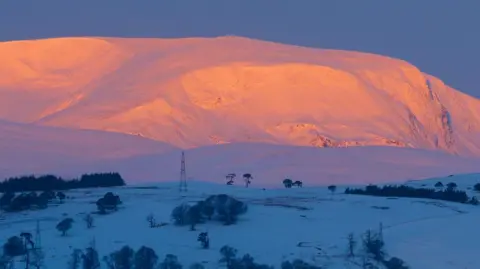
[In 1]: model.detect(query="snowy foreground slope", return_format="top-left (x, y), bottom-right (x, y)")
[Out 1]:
top-left (1, 174), bottom-right (479, 269)
top-left (1, 36), bottom-right (480, 156)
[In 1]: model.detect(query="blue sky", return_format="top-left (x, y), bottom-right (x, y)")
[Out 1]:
top-left (1, 1), bottom-right (478, 97)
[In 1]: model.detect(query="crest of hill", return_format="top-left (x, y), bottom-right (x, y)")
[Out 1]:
top-left (43, 143), bottom-right (480, 186)
top-left (0, 119), bottom-right (177, 178)
top-left (0, 36), bottom-right (479, 156)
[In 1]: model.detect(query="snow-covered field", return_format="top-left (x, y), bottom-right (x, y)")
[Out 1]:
top-left (1, 174), bottom-right (479, 269)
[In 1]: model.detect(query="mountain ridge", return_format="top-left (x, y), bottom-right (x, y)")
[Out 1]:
top-left (1, 36), bottom-right (479, 156)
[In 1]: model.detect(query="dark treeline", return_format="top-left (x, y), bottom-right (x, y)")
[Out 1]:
top-left (345, 184), bottom-right (477, 205)
top-left (0, 172), bottom-right (126, 193)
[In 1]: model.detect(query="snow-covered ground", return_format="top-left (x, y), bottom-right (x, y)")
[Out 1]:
top-left (1, 174), bottom-right (479, 269)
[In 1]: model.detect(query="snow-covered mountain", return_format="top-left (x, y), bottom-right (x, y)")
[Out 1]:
top-left (1, 36), bottom-right (479, 156)
top-left (0, 36), bottom-right (479, 183)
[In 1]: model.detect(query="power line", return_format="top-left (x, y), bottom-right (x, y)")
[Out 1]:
top-left (179, 151), bottom-right (187, 192)
top-left (35, 220), bottom-right (41, 250)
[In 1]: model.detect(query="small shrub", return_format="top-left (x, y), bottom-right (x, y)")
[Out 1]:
top-left (82, 247), bottom-right (100, 269)
top-left (281, 259), bottom-right (322, 269)
top-left (57, 192), bottom-right (66, 202)
top-left (328, 185), bottom-right (337, 194)
top-left (103, 245), bottom-right (134, 269)
top-left (3, 236), bottom-right (25, 257)
top-left (68, 249), bottom-right (83, 269)
top-left (189, 263), bottom-right (205, 269)
top-left (134, 246), bottom-right (158, 269)
top-left (159, 254), bottom-right (182, 269)
top-left (171, 203), bottom-right (191, 226)
top-left (219, 245), bottom-right (237, 267)
top-left (96, 192), bottom-right (121, 214)
top-left (56, 218), bottom-right (74, 236)
top-left (383, 257), bottom-right (409, 269)
top-left (474, 183), bottom-right (480, 192)
top-left (84, 214), bottom-right (94, 228)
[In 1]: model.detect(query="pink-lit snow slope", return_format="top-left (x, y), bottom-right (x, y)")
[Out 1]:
top-left (0, 36), bottom-right (479, 184)
top-left (0, 36), bottom-right (479, 156)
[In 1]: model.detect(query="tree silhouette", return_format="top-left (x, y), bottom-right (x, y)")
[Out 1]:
top-left (134, 246), bottom-right (158, 269)
top-left (84, 214), bottom-right (94, 229)
top-left (446, 182), bottom-right (457, 190)
top-left (225, 173), bottom-right (236, 185)
top-left (474, 183), bottom-right (480, 192)
top-left (56, 218), bottom-right (74, 236)
top-left (0, 173), bottom-right (125, 193)
top-left (292, 181), bottom-right (303, 188)
top-left (282, 179), bottom-right (293, 188)
top-left (243, 174), bottom-right (253, 188)
top-left (328, 185), bottom-right (337, 194)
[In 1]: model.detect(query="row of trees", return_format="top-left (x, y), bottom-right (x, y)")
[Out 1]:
top-left (0, 172), bottom-right (125, 192)
top-left (282, 179), bottom-right (303, 188)
top-left (69, 243), bottom-right (324, 269)
top-left (345, 184), bottom-right (477, 204)
top-left (1, 226), bottom-right (410, 269)
top-left (0, 189), bottom-right (122, 215)
top-left (0, 190), bottom-right (66, 212)
top-left (225, 173), bottom-right (253, 187)
top-left (171, 194), bottom-right (248, 230)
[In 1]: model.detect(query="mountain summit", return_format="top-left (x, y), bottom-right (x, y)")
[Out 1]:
top-left (1, 36), bottom-right (479, 157)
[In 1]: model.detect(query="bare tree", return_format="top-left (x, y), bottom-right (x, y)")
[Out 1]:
top-left (146, 214), bottom-right (156, 228)
top-left (68, 249), bottom-right (83, 269)
top-left (346, 232), bottom-right (356, 258)
top-left (226, 173), bottom-right (236, 185)
top-left (362, 229), bottom-right (386, 263)
top-left (29, 248), bottom-right (45, 269)
top-left (82, 246), bottom-right (100, 269)
top-left (243, 174), bottom-right (253, 188)
top-left (84, 214), bottom-right (94, 229)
